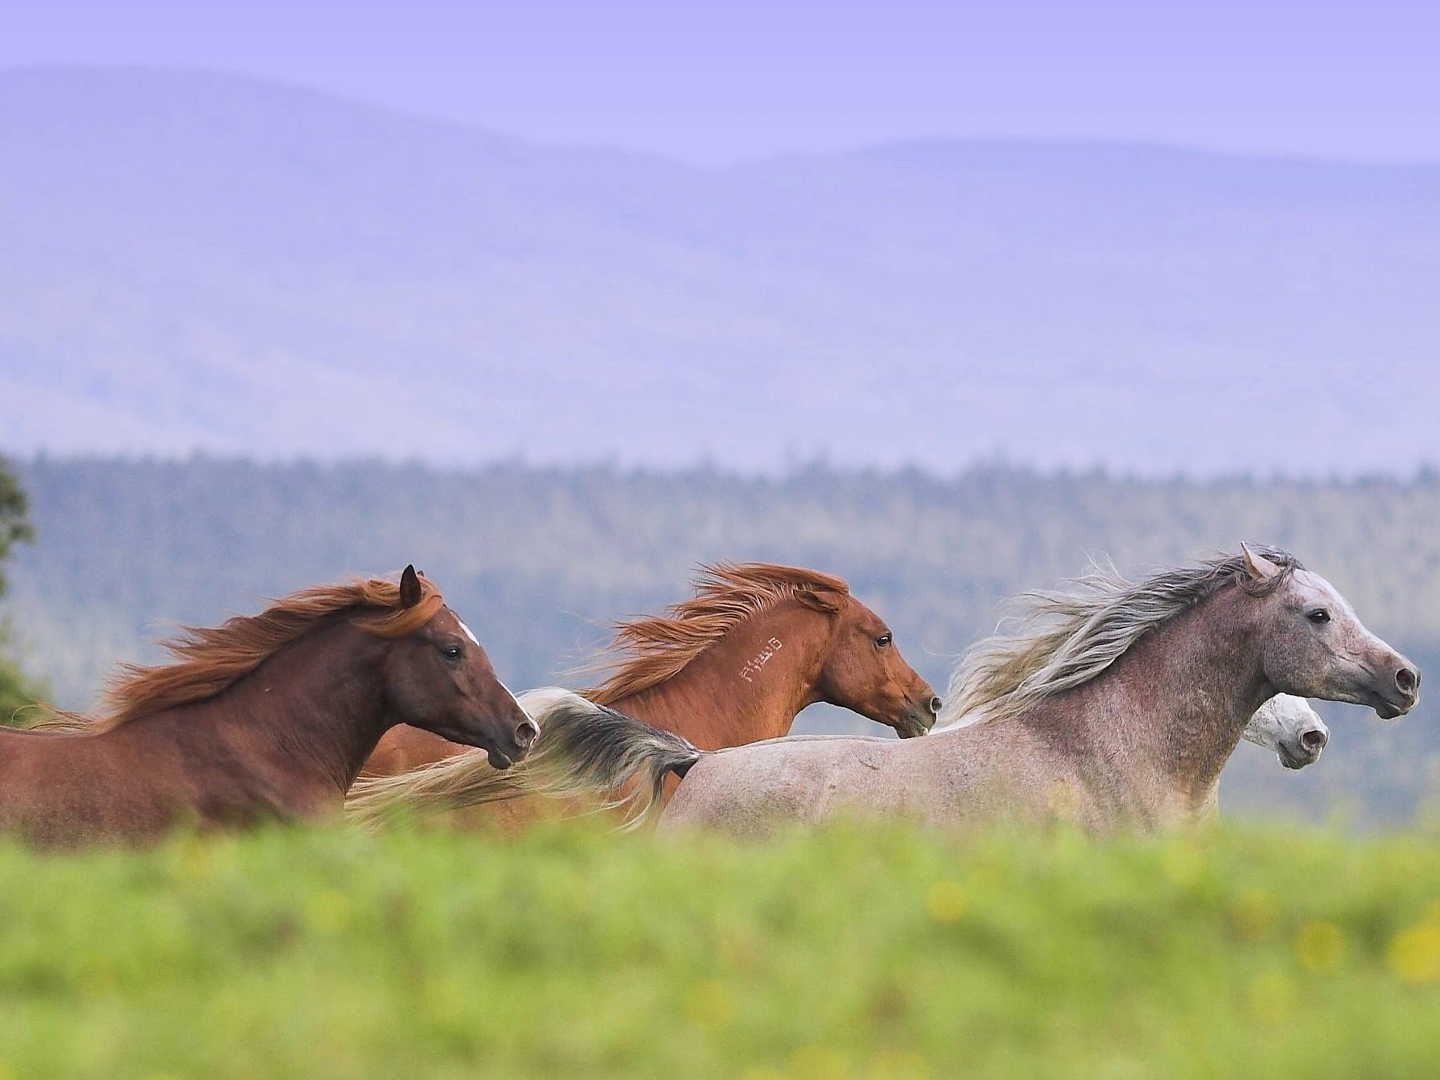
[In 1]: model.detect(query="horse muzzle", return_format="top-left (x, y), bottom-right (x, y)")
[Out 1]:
top-left (1370, 681), bottom-right (1419, 720)
top-left (895, 695), bottom-right (942, 739)
top-left (1277, 725), bottom-right (1328, 770)
top-left (485, 717), bottom-right (539, 770)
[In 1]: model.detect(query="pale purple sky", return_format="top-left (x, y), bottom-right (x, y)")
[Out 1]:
top-left (3, 0), bottom-right (1438, 164)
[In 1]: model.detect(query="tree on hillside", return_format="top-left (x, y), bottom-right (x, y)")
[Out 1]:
top-left (0, 458), bottom-right (44, 724)
top-left (0, 458), bottom-right (33, 591)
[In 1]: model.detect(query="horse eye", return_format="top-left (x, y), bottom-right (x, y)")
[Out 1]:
top-left (1307, 609), bottom-right (1331, 625)
top-left (875, 633), bottom-right (893, 648)
top-left (441, 644), bottom-right (463, 661)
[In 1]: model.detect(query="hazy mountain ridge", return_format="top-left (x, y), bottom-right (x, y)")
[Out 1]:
top-left (3, 66), bottom-right (1439, 474)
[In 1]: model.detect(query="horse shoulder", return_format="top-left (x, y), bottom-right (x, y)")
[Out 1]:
top-left (894, 722), bottom-right (1093, 828)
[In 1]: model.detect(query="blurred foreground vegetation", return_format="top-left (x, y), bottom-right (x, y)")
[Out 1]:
top-left (2, 820), bottom-right (1440, 1079)
top-left (5, 458), bottom-right (1440, 822)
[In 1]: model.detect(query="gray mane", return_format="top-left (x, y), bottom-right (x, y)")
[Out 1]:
top-left (940, 545), bottom-right (1301, 728)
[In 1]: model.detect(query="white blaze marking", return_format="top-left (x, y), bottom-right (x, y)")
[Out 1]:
top-left (458, 618), bottom-right (529, 720)
top-left (489, 673), bottom-right (529, 726)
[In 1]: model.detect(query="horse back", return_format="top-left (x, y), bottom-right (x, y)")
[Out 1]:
top-left (0, 724), bottom-right (196, 845)
top-left (662, 735), bottom-right (907, 834)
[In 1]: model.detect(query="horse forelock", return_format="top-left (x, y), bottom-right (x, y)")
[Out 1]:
top-left (940, 546), bottom-right (1301, 728)
top-left (580, 562), bottom-right (850, 706)
top-left (42, 574), bottom-right (446, 734)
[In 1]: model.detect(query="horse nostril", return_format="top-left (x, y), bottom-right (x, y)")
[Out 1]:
top-left (927, 696), bottom-right (943, 715)
top-left (1397, 667), bottom-right (1419, 696)
top-left (515, 720), bottom-right (539, 749)
top-left (1301, 729), bottom-right (1327, 751)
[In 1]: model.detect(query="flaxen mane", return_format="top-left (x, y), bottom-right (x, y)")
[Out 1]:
top-left (42, 575), bottom-right (444, 734)
top-left (941, 546), bottom-right (1300, 728)
top-left (581, 562), bottom-right (849, 705)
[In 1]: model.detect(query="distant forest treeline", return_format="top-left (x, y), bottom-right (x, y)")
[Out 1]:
top-left (5, 457), bottom-right (1440, 824)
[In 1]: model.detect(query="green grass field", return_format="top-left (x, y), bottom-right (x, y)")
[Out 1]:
top-left (3, 821), bottom-right (1440, 1080)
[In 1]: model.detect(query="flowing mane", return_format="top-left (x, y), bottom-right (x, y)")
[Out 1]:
top-left (941, 546), bottom-right (1301, 728)
top-left (47, 575), bottom-right (445, 734)
top-left (581, 562), bottom-right (850, 706)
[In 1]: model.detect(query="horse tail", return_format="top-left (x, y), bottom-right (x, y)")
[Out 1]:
top-left (514, 688), bottom-right (705, 826)
top-left (346, 688), bottom-right (704, 829)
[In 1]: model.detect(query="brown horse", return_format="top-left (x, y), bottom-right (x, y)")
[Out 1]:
top-left (363, 562), bottom-right (941, 775)
top-left (348, 562), bottom-right (940, 821)
top-left (0, 567), bottom-right (537, 847)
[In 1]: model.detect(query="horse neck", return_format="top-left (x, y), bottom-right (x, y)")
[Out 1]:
top-left (161, 621), bottom-right (393, 799)
top-left (1045, 583), bottom-right (1268, 816)
top-left (607, 601), bottom-right (832, 750)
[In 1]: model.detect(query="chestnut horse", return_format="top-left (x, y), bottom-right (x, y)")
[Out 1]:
top-left (362, 562), bottom-right (940, 775)
top-left (0, 567), bottom-right (537, 847)
top-left (348, 562), bottom-right (940, 821)
top-left (385, 546), bottom-right (1417, 835)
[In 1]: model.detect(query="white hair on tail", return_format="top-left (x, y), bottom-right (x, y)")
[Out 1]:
top-left (346, 687), bottom-right (701, 829)
top-left (516, 686), bottom-right (587, 720)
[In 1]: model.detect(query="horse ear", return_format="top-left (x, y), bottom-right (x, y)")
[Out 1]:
top-left (794, 587), bottom-right (843, 614)
top-left (1241, 543), bottom-right (1281, 583)
top-left (399, 565), bottom-right (423, 608)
